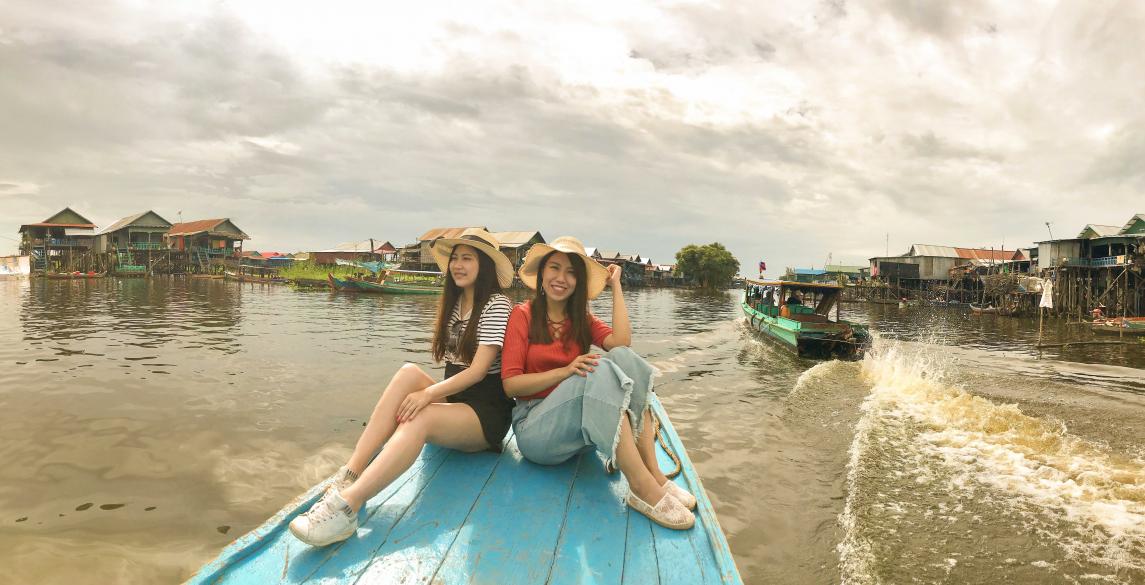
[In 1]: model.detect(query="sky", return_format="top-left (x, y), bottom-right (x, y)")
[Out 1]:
top-left (1, 0), bottom-right (1143, 273)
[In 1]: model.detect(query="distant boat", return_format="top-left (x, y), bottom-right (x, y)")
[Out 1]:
top-left (969, 303), bottom-right (997, 314)
top-left (742, 279), bottom-right (871, 360)
top-left (184, 394), bottom-right (743, 584)
top-left (329, 270), bottom-right (444, 295)
top-left (42, 271), bottom-right (105, 280)
top-left (1091, 318), bottom-right (1145, 336)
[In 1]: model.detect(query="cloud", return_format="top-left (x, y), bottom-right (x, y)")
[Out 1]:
top-left (0, 0), bottom-right (1142, 269)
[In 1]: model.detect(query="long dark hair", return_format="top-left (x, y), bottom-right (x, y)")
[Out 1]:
top-left (432, 245), bottom-right (502, 363)
top-left (529, 251), bottom-right (592, 353)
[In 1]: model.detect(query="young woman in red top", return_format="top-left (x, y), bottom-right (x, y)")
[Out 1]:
top-left (290, 230), bottom-right (516, 546)
top-left (501, 237), bottom-right (696, 530)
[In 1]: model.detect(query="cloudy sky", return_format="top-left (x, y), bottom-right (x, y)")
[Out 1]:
top-left (2, 1), bottom-right (1143, 272)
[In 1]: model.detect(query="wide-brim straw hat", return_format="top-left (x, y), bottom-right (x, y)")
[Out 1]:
top-left (518, 236), bottom-right (610, 299)
top-left (430, 228), bottom-right (515, 289)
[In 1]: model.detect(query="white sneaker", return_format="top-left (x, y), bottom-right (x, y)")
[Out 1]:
top-left (289, 489), bottom-right (357, 546)
top-left (332, 466), bottom-right (358, 492)
top-left (661, 479), bottom-right (697, 510)
top-left (627, 491), bottom-right (694, 530)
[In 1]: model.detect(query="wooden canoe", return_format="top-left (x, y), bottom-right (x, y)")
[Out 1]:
top-left (185, 394), bottom-right (742, 584)
top-left (353, 278), bottom-right (442, 295)
top-left (1091, 318), bottom-right (1145, 336)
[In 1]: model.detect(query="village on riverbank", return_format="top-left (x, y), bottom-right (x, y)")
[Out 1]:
top-left (4, 206), bottom-right (1142, 322)
top-left (0, 207), bottom-right (692, 288)
top-left (777, 213), bottom-right (1145, 321)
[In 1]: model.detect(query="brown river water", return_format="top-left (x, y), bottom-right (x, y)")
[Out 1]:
top-left (2, 278), bottom-right (1144, 584)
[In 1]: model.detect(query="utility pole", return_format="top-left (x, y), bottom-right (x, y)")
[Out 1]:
top-left (1045, 222), bottom-right (1054, 241)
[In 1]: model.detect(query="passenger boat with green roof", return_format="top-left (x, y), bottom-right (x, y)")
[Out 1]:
top-left (742, 279), bottom-right (871, 360)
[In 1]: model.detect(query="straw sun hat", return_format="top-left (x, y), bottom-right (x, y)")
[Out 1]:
top-left (518, 236), bottom-right (611, 299)
top-left (430, 228), bottom-right (515, 289)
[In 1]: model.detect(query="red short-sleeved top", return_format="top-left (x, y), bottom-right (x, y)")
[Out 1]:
top-left (500, 301), bottom-right (614, 400)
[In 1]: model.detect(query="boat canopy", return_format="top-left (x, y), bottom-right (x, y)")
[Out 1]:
top-left (745, 279), bottom-right (842, 317)
top-left (745, 279), bottom-right (842, 291)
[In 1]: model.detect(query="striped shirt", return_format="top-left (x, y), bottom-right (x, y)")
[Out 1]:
top-left (445, 293), bottom-right (512, 373)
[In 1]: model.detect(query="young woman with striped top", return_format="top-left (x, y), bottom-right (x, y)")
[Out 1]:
top-left (290, 229), bottom-right (516, 546)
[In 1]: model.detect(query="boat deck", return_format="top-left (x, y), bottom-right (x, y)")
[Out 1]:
top-left (188, 395), bottom-right (741, 584)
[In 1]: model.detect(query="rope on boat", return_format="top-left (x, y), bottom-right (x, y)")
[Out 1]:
top-left (603, 407), bottom-right (682, 479)
top-left (653, 410), bottom-right (683, 479)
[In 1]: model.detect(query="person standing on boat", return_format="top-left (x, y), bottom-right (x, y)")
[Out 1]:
top-left (501, 237), bottom-right (696, 530)
top-left (289, 229), bottom-right (516, 547)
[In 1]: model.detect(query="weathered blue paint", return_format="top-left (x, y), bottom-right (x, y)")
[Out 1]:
top-left (185, 395), bottom-right (743, 584)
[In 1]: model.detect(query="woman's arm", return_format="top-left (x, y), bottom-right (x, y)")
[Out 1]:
top-left (601, 265), bottom-right (631, 350)
top-left (397, 345), bottom-right (498, 422)
top-left (502, 353), bottom-right (598, 398)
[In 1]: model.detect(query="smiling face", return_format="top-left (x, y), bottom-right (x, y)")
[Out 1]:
top-left (541, 252), bottom-right (577, 302)
top-left (448, 244), bottom-right (481, 289)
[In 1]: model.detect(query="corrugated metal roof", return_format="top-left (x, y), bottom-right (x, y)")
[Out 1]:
top-left (1077, 224), bottom-right (1122, 238)
top-left (824, 265), bottom-right (864, 273)
top-left (954, 248), bottom-right (1020, 262)
top-left (909, 244), bottom-right (1022, 262)
top-left (98, 211), bottom-right (172, 235)
top-left (491, 231), bottom-right (543, 247)
top-left (319, 240), bottom-right (378, 253)
top-left (596, 250), bottom-right (620, 259)
top-left (417, 226), bottom-right (487, 241)
top-left (1119, 213), bottom-right (1145, 234)
top-left (167, 219), bottom-right (226, 236)
top-left (909, 244), bottom-right (960, 257)
top-left (584, 247), bottom-right (598, 257)
top-left (794, 268), bottom-right (827, 275)
top-left (167, 218), bottom-right (249, 239)
top-left (19, 222), bottom-right (96, 231)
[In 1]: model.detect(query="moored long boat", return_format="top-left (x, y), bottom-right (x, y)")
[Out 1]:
top-left (42, 271), bottom-right (106, 279)
top-left (742, 279), bottom-right (871, 360)
top-left (352, 277), bottom-right (442, 295)
top-left (1091, 317), bottom-right (1145, 336)
top-left (185, 394), bottom-right (742, 584)
top-left (328, 270), bottom-right (443, 295)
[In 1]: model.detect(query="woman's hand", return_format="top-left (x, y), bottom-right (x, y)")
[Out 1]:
top-left (606, 264), bottom-right (622, 288)
top-left (397, 390), bottom-right (434, 423)
top-left (565, 353), bottom-right (600, 377)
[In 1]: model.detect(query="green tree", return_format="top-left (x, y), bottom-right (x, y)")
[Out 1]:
top-left (675, 243), bottom-right (740, 289)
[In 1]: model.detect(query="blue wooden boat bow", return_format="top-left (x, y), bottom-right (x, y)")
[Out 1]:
top-left (187, 394), bottom-right (743, 584)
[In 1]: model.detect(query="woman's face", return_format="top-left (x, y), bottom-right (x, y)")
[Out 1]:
top-left (449, 244), bottom-right (480, 289)
top-left (541, 252), bottom-right (577, 302)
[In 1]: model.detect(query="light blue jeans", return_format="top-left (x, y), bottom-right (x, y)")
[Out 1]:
top-left (512, 347), bottom-right (655, 468)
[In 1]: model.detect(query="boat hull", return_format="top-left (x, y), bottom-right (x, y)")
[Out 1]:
top-left (185, 394), bottom-right (742, 584)
top-left (354, 278), bottom-right (442, 295)
top-left (1091, 319), bottom-right (1145, 336)
top-left (328, 274), bottom-right (442, 295)
top-left (742, 302), bottom-right (870, 360)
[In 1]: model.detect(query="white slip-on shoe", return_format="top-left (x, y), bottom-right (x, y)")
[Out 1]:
top-left (627, 491), bottom-right (695, 530)
top-left (661, 479), bottom-right (697, 510)
top-left (288, 489), bottom-right (358, 546)
top-left (332, 466), bottom-right (358, 492)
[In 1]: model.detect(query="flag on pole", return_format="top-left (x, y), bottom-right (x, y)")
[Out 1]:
top-left (758, 261), bottom-right (766, 275)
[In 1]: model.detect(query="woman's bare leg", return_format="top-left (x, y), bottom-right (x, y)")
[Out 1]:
top-left (339, 403), bottom-right (488, 511)
top-left (345, 364), bottom-right (435, 476)
top-left (615, 413), bottom-right (666, 503)
top-left (635, 407), bottom-right (669, 486)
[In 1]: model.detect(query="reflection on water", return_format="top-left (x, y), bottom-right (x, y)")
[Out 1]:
top-left (0, 281), bottom-right (1143, 584)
